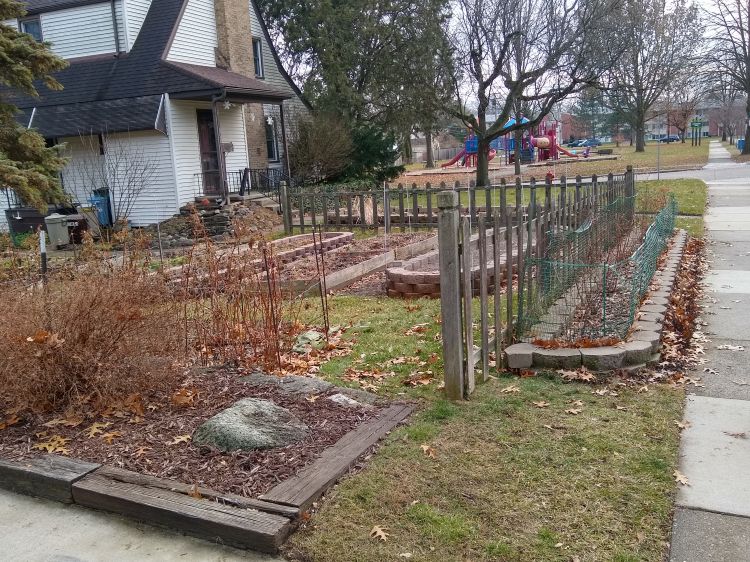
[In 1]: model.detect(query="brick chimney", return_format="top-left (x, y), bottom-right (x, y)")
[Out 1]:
top-left (213, 0), bottom-right (269, 168)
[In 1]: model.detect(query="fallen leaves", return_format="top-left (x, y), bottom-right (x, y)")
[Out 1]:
top-left (188, 484), bottom-right (203, 499)
top-left (500, 385), bottom-right (521, 394)
top-left (86, 422), bottom-right (112, 438)
top-left (674, 420), bottom-right (691, 430)
top-left (404, 323), bottom-right (428, 336)
top-left (171, 388), bottom-right (199, 407)
top-left (369, 525), bottom-right (390, 541)
top-left (0, 414), bottom-right (21, 431)
top-left (557, 367), bottom-right (596, 382)
top-left (420, 444), bottom-right (436, 459)
top-left (565, 408), bottom-right (582, 415)
top-left (168, 434), bottom-right (192, 445)
top-left (716, 344), bottom-right (745, 351)
top-left (724, 431), bottom-right (747, 439)
top-left (673, 470), bottom-right (690, 486)
top-left (532, 401), bottom-right (550, 408)
top-left (404, 370), bottom-right (434, 387)
top-left (101, 431), bottom-right (122, 444)
top-left (32, 435), bottom-right (70, 454)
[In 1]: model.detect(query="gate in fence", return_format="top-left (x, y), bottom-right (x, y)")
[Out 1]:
top-left (436, 168), bottom-right (635, 399)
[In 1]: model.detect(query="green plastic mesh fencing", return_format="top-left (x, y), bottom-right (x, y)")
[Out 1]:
top-left (518, 195), bottom-right (676, 342)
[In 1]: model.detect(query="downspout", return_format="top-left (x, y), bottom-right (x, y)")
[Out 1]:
top-left (212, 91), bottom-right (229, 203)
top-left (110, 0), bottom-right (121, 53)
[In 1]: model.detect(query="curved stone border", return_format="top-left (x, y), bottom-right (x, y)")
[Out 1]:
top-left (504, 229), bottom-right (687, 372)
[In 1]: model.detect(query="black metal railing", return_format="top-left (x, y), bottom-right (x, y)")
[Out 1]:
top-left (194, 168), bottom-right (299, 204)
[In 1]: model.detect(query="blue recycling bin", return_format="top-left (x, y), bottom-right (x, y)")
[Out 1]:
top-left (89, 195), bottom-right (112, 227)
top-left (738, 139), bottom-right (745, 152)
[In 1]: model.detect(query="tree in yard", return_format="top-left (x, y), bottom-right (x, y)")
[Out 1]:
top-left (0, 0), bottom-right (68, 210)
top-left (569, 88), bottom-right (610, 139)
top-left (604, 0), bottom-right (702, 152)
top-left (288, 113), bottom-right (353, 184)
top-left (706, 0), bottom-right (750, 154)
top-left (705, 62), bottom-right (745, 143)
top-left (450, 0), bottom-right (617, 185)
top-left (666, 75), bottom-right (703, 142)
top-left (258, 0), bottom-right (453, 170)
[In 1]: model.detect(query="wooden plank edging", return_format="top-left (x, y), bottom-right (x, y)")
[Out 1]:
top-left (0, 454), bottom-right (100, 503)
top-left (259, 403), bottom-right (414, 511)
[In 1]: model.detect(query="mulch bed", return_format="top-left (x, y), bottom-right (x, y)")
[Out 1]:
top-left (279, 232), bottom-right (433, 281)
top-left (0, 367), bottom-right (378, 498)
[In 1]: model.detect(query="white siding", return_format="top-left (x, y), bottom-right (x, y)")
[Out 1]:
top-left (59, 132), bottom-right (178, 227)
top-left (123, 0), bottom-right (151, 50)
top-left (167, 0), bottom-right (217, 67)
top-left (2, 19), bottom-right (17, 28)
top-left (219, 104), bottom-right (249, 175)
top-left (41, 3), bottom-right (119, 59)
top-left (167, 100), bottom-right (204, 207)
top-left (167, 99), bottom-right (250, 208)
top-left (0, 195), bottom-right (9, 232)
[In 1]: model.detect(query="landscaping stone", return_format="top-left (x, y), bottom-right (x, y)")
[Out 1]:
top-left (240, 372), bottom-right (334, 397)
top-left (633, 320), bottom-right (662, 332)
top-left (620, 340), bottom-right (653, 365)
top-left (641, 303), bottom-right (667, 314)
top-left (630, 330), bottom-right (662, 353)
top-left (532, 348), bottom-right (582, 369)
top-left (580, 347), bottom-right (625, 371)
top-left (193, 398), bottom-right (309, 451)
top-left (504, 343), bottom-right (535, 369)
top-left (334, 387), bottom-right (379, 405)
top-left (327, 393), bottom-right (372, 409)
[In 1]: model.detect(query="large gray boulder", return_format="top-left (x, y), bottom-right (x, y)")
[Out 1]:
top-left (193, 398), bottom-right (308, 451)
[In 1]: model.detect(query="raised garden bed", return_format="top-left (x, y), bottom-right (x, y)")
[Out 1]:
top-left (0, 366), bottom-right (413, 553)
top-left (504, 229), bottom-right (686, 371)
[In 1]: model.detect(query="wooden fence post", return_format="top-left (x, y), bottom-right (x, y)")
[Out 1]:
top-left (280, 181), bottom-right (292, 234)
top-left (437, 191), bottom-right (464, 400)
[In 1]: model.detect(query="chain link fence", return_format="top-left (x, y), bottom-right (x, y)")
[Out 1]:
top-left (519, 195), bottom-right (676, 342)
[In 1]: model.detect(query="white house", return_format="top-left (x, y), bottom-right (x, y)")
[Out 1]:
top-left (1, 0), bottom-right (309, 231)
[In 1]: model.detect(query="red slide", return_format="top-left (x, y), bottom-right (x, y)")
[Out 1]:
top-left (441, 149), bottom-right (466, 168)
top-left (557, 144), bottom-right (579, 158)
top-left (488, 148), bottom-right (497, 162)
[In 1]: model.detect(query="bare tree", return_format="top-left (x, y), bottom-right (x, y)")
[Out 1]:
top-left (65, 132), bottom-right (156, 231)
top-left (666, 77), bottom-right (703, 142)
top-left (451, 0), bottom-right (617, 185)
top-left (706, 0), bottom-right (750, 153)
top-left (604, 0), bottom-right (702, 151)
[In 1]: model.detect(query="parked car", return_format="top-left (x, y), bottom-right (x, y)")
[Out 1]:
top-left (579, 138), bottom-right (603, 147)
top-left (658, 135), bottom-right (681, 143)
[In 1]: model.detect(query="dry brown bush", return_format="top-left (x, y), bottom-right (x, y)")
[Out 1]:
top-left (0, 263), bottom-right (184, 413)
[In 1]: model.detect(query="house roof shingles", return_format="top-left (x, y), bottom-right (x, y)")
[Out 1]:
top-left (11, 0), bottom-right (290, 137)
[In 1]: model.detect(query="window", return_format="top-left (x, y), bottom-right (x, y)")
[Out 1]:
top-left (20, 17), bottom-right (42, 42)
top-left (265, 117), bottom-right (279, 162)
top-left (252, 38), bottom-right (264, 78)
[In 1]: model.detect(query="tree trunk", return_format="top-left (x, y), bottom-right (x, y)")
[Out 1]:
top-left (476, 137), bottom-right (489, 187)
top-left (721, 127), bottom-right (728, 142)
top-left (514, 129), bottom-right (522, 176)
top-left (634, 120), bottom-right (645, 152)
top-left (425, 130), bottom-right (435, 169)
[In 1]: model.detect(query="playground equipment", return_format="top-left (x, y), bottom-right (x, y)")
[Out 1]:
top-left (441, 117), bottom-right (586, 169)
top-left (441, 132), bottom-right (497, 168)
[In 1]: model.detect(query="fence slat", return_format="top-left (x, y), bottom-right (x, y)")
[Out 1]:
top-left (515, 178), bottom-right (524, 338)
top-left (478, 213), bottom-right (489, 382)
top-left (493, 210), bottom-right (504, 369)
top-left (506, 205), bottom-right (514, 344)
top-left (437, 191), bottom-right (464, 400)
top-left (398, 186), bottom-right (405, 232)
top-left (461, 216), bottom-right (474, 396)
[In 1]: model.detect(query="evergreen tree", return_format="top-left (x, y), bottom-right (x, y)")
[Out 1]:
top-left (0, 0), bottom-right (68, 210)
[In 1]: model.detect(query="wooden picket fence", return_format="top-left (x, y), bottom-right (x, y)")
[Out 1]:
top-left (436, 168), bottom-right (635, 399)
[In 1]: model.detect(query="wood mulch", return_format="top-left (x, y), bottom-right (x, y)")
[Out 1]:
top-left (0, 366), bottom-right (378, 498)
top-left (279, 232), bottom-right (433, 281)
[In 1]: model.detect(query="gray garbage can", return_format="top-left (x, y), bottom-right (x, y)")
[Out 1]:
top-left (44, 213), bottom-right (71, 248)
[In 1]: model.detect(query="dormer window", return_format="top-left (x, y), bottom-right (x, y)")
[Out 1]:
top-left (20, 17), bottom-right (43, 42)
top-left (253, 38), bottom-right (264, 78)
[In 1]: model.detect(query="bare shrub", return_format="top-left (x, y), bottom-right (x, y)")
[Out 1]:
top-left (0, 264), bottom-right (184, 412)
top-left (288, 113), bottom-right (353, 183)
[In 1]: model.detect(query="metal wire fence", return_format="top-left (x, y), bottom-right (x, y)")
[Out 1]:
top-left (519, 194), bottom-right (676, 342)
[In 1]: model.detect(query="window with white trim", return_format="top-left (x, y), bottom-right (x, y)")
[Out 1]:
top-left (20, 17), bottom-right (42, 42)
top-left (265, 116), bottom-right (279, 162)
top-left (252, 38), bottom-right (264, 78)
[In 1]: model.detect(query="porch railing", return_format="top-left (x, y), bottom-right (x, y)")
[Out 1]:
top-left (193, 168), bottom-right (297, 204)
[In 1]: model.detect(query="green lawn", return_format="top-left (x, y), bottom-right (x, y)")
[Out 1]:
top-left (637, 179), bottom-right (708, 216)
top-left (288, 296), bottom-right (684, 562)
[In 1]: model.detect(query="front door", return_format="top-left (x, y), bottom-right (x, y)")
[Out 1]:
top-left (196, 109), bottom-right (221, 195)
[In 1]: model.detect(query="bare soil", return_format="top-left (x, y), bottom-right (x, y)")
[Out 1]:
top-left (0, 367), bottom-right (378, 498)
top-left (279, 232), bottom-right (433, 281)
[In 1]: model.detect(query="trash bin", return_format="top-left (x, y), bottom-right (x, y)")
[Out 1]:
top-left (738, 139), bottom-right (745, 152)
top-left (89, 194), bottom-right (112, 227)
top-left (44, 213), bottom-right (70, 248)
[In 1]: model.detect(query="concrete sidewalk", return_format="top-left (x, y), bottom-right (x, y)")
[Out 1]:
top-left (669, 140), bottom-right (750, 562)
top-left (0, 488), bottom-right (281, 561)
